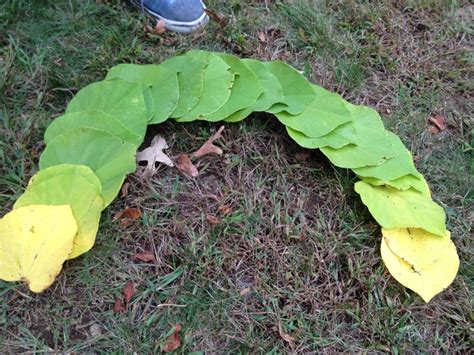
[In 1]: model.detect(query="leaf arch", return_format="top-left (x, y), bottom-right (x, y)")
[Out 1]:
top-left (0, 50), bottom-right (458, 301)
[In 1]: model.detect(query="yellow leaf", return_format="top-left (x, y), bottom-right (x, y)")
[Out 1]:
top-left (0, 205), bottom-right (77, 293)
top-left (380, 229), bottom-right (459, 302)
top-left (382, 228), bottom-right (451, 270)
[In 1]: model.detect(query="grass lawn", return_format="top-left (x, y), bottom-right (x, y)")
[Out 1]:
top-left (0, 0), bottom-right (472, 352)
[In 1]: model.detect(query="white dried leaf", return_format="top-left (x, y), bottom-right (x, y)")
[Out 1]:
top-left (137, 135), bottom-right (174, 172)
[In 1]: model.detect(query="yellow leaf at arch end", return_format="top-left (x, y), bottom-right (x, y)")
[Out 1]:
top-left (381, 228), bottom-right (459, 302)
top-left (0, 205), bottom-right (77, 293)
top-left (382, 228), bottom-right (452, 271)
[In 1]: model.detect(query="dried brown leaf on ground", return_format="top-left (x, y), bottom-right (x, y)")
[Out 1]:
top-left (133, 252), bottom-right (156, 263)
top-left (218, 204), bottom-right (232, 215)
top-left (176, 154), bottom-right (199, 177)
top-left (145, 19), bottom-right (166, 35)
top-left (278, 322), bottom-right (295, 346)
top-left (428, 115), bottom-right (448, 132)
top-left (191, 126), bottom-right (225, 158)
top-left (137, 135), bottom-right (174, 173)
top-left (257, 31), bottom-right (267, 42)
top-left (113, 299), bottom-right (126, 313)
top-left (123, 281), bottom-right (136, 306)
top-left (206, 214), bottom-right (221, 225)
top-left (113, 281), bottom-right (136, 313)
top-left (163, 324), bottom-right (182, 352)
top-left (114, 207), bottom-right (141, 227)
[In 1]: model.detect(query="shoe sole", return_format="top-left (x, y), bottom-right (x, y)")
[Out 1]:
top-left (131, 0), bottom-right (209, 34)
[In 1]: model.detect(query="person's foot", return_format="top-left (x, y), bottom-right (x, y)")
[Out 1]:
top-left (133, 0), bottom-right (208, 34)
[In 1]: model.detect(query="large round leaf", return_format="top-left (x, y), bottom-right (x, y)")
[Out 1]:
top-left (106, 63), bottom-right (169, 86)
top-left (0, 205), bottom-right (77, 293)
top-left (66, 79), bottom-right (148, 144)
top-left (286, 123), bottom-right (357, 149)
top-left (205, 54), bottom-right (263, 121)
top-left (320, 130), bottom-right (400, 169)
top-left (275, 87), bottom-right (352, 138)
top-left (382, 228), bottom-right (453, 271)
top-left (148, 70), bottom-right (179, 124)
top-left (354, 181), bottom-right (446, 237)
top-left (106, 64), bottom-right (179, 124)
top-left (14, 164), bottom-right (104, 259)
top-left (242, 58), bottom-right (284, 112)
top-left (160, 54), bottom-right (209, 118)
top-left (381, 231), bottom-right (458, 302)
top-left (224, 58), bottom-right (285, 123)
top-left (353, 147), bottom-right (421, 181)
top-left (39, 128), bottom-right (137, 207)
top-left (359, 173), bottom-right (430, 196)
top-left (176, 51), bottom-right (234, 122)
top-left (263, 60), bottom-right (315, 115)
top-left (318, 106), bottom-right (399, 169)
top-left (44, 110), bottom-right (141, 146)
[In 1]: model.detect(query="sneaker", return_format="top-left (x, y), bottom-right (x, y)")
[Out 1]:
top-left (132, 0), bottom-right (209, 34)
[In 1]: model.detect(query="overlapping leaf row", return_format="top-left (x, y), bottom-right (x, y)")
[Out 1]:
top-left (1, 50), bottom-right (458, 300)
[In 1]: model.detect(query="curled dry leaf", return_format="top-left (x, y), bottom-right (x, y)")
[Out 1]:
top-left (278, 322), bottom-right (295, 345)
top-left (218, 204), bottom-right (232, 215)
top-left (206, 214), bottom-right (221, 225)
top-left (176, 154), bottom-right (199, 177)
top-left (123, 281), bottom-right (136, 305)
top-left (163, 324), bottom-right (182, 352)
top-left (257, 31), bottom-right (267, 42)
top-left (113, 299), bottom-right (126, 313)
top-left (145, 19), bottom-right (166, 35)
top-left (191, 126), bottom-right (225, 158)
top-left (137, 135), bottom-right (174, 173)
top-left (114, 207), bottom-right (141, 227)
top-left (428, 115), bottom-right (447, 132)
top-left (133, 252), bottom-right (156, 263)
top-left (113, 281), bottom-right (136, 313)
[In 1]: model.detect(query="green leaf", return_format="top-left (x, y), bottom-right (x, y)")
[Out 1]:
top-left (241, 58), bottom-right (283, 112)
top-left (141, 85), bottom-right (155, 121)
top-left (39, 128), bottom-right (137, 208)
top-left (66, 79), bottom-right (148, 143)
top-left (286, 123), bottom-right (357, 149)
top-left (160, 54), bottom-right (209, 118)
top-left (354, 181), bottom-right (446, 237)
top-left (205, 54), bottom-right (263, 121)
top-left (106, 64), bottom-right (179, 124)
top-left (106, 63), bottom-right (169, 86)
top-left (148, 70), bottom-right (179, 124)
top-left (316, 104), bottom-right (398, 168)
top-left (345, 102), bottom-right (385, 130)
top-left (321, 130), bottom-right (401, 169)
top-left (263, 60), bottom-right (315, 115)
top-left (359, 174), bottom-right (430, 196)
top-left (275, 88), bottom-right (352, 138)
top-left (352, 147), bottom-right (421, 181)
top-left (44, 110), bottom-right (141, 146)
top-left (14, 164), bottom-right (103, 259)
top-left (224, 58), bottom-right (285, 123)
top-left (176, 51), bottom-right (234, 121)
top-left (360, 174), bottom-right (430, 196)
